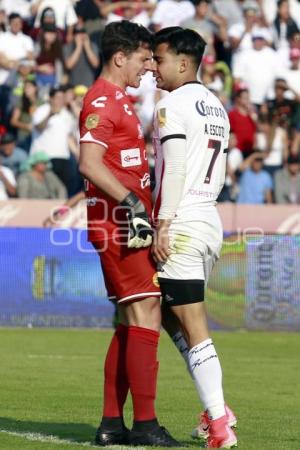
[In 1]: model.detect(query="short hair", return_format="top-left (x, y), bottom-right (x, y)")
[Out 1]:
top-left (101, 20), bottom-right (153, 64)
top-left (194, 0), bottom-right (211, 5)
top-left (153, 27), bottom-right (206, 68)
top-left (234, 88), bottom-right (249, 100)
top-left (49, 86), bottom-right (64, 97)
top-left (8, 12), bottom-right (22, 22)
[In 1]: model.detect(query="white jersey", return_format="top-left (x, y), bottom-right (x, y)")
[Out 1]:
top-left (153, 81), bottom-right (230, 223)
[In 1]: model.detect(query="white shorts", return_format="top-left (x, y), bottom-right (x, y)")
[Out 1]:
top-left (157, 208), bottom-right (223, 284)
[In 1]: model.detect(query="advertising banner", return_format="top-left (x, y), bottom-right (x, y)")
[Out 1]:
top-left (0, 228), bottom-right (114, 327)
top-left (1, 200), bottom-right (300, 233)
top-left (245, 235), bottom-right (300, 330)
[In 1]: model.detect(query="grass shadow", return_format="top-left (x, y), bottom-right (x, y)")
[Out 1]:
top-left (0, 417), bottom-right (95, 444)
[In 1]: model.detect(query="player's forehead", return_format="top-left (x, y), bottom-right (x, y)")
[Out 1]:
top-left (130, 45), bottom-right (152, 60)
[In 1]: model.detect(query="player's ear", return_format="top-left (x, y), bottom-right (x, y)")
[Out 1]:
top-left (114, 51), bottom-right (126, 68)
top-left (179, 56), bottom-right (188, 73)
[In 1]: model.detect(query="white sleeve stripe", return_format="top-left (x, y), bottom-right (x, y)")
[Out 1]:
top-left (80, 131), bottom-right (108, 148)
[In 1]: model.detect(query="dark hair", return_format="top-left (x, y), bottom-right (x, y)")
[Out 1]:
top-left (101, 20), bottom-right (153, 64)
top-left (234, 88), bottom-right (248, 100)
top-left (8, 12), bottom-right (21, 22)
top-left (40, 7), bottom-right (56, 25)
top-left (38, 27), bottom-right (63, 63)
top-left (49, 86), bottom-right (64, 97)
top-left (287, 154), bottom-right (300, 164)
top-left (277, 0), bottom-right (288, 6)
top-left (194, 0), bottom-right (211, 5)
top-left (22, 79), bottom-right (37, 114)
top-left (153, 27), bottom-right (206, 68)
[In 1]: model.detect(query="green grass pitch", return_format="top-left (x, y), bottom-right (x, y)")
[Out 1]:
top-left (0, 328), bottom-right (300, 449)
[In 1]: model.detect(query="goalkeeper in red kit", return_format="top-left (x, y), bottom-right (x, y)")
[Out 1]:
top-left (79, 20), bottom-right (180, 447)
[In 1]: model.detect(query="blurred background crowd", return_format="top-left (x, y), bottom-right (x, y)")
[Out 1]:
top-left (0, 0), bottom-right (299, 205)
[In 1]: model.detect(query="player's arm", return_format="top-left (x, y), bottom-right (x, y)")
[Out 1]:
top-left (153, 137), bottom-right (186, 263)
top-left (79, 142), bottom-right (152, 248)
top-left (79, 142), bottom-right (130, 201)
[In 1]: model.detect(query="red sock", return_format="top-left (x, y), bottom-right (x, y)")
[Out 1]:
top-left (102, 324), bottom-right (129, 417)
top-left (126, 326), bottom-right (160, 421)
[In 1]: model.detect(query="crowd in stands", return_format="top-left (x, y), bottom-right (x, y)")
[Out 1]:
top-left (0, 0), bottom-right (299, 205)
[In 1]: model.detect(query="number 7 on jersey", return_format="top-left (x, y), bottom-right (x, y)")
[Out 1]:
top-left (204, 139), bottom-right (221, 184)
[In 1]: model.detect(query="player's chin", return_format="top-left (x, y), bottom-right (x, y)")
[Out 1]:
top-left (131, 78), bottom-right (141, 88)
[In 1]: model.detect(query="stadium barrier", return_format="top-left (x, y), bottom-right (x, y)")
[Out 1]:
top-left (0, 200), bottom-right (299, 330)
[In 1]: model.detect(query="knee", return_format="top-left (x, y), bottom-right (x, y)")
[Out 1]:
top-left (126, 298), bottom-right (161, 331)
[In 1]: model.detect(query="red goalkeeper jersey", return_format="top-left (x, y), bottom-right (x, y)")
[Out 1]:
top-left (79, 78), bottom-right (152, 242)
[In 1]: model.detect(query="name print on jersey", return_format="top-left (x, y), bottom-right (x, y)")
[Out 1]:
top-left (204, 123), bottom-right (225, 138)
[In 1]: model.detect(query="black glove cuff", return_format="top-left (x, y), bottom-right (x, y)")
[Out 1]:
top-left (120, 191), bottom-right (140, 209)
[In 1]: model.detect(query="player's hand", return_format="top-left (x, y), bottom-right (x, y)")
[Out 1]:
top-left (120, 192), bottom-right (153, 249)
top-left (152, 224), bottom-right (171, 263)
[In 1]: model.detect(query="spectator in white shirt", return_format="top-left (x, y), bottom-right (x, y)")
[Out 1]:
top-left (0, 164), bottom-right (17, 199)
top-left (233, 28), bottom-right (280, 106)
top-left (0, 0), bottom-right (32, 20)
top-left (228, 0), bottom-right (269, 69)
top-left (0, 13), bottom-right (34, 85)
top-left (30, 86), bottom-right (75, 195)
top-left (151, 0), bottom-right (195, 31)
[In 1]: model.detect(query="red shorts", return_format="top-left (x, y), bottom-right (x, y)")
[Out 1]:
top-left (93, 239), bottom-right (161, 304)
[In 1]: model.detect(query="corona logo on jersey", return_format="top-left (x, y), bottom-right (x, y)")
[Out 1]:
top-left (157, 108), bottom-right (166, 127)
top-left (195, 100), bottom-right (226, 119)
top-left (85, 114), bottom-right (100, 130)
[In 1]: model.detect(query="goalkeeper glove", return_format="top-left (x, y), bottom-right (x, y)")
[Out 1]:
top-left (120, 192), bottom-right (153, 249)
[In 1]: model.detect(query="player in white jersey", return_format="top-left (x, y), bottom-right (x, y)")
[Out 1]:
top-left (152, 27), bottom-right (237, 449)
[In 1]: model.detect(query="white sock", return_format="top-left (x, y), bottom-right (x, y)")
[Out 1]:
top-left (188, 338), bottom-right (225, 420)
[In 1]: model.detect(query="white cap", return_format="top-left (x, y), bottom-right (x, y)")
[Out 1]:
top-left (251, 27), bottom-right (272, 42)
top-left (243, 0), bottom-right (259, 13)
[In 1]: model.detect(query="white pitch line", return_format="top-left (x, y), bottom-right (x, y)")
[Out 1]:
top-left (0, 429), bottom-right (97, 447)
top-left (0, 429), bottom-right (146, 449)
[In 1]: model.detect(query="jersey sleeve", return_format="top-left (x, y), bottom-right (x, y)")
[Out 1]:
top-left (154, 98), bottom-right (186, 144)
top-left (79, 95), bottom-right (121, 148)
